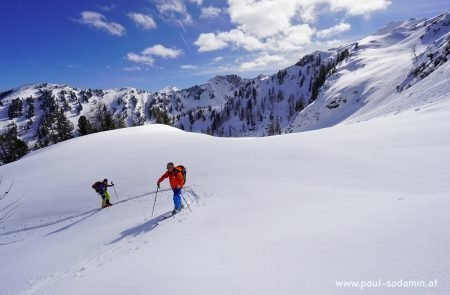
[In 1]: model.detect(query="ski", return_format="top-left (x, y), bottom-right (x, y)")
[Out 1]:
top-left (157, 209), bottom-right (182, 223)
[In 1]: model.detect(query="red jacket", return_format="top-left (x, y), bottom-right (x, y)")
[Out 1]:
top-left (158, 169), bottom-right (184, 189)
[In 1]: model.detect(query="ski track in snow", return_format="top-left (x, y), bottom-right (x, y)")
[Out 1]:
top-left (0, 187), bottom-right (196, 238)
top-left (12, 189), bottom-right (200, 295)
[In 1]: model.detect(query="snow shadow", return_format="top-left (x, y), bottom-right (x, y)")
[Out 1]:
top-left (46, 210), bottom-right (102, 236)
top-left (107, 211), bottom-right (173, 245)
top-left (0, 187), bottom-right (197, 239)
top-left (0, 208), bottom-right (102, 237)
top-left (0, 189), bottom-right (171, 237)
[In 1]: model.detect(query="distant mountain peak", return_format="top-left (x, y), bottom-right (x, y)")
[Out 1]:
top-left (158, 86), bottom-right (180, 94)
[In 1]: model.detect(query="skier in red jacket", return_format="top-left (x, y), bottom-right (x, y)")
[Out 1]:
top-left (157, 162), bottom-right (185, 214)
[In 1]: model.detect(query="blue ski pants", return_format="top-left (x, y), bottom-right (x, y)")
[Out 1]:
top-left (173, 188), bottom-right (182, 210)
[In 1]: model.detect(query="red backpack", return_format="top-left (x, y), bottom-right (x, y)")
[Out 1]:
top-left (175, 165), bottom-right (187, 184)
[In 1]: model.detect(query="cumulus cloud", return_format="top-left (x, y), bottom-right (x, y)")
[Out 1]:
top-left (153, 0), bottom-right (193, 25)
top-left (194, 33), bottom-right (228, 52)
top-left (327, 0), bottom-right (392, 16)
top-left (228, 0), bottom-right (298, 38)
top-left (295, 0), bottom-right (392, 23)
top-left (274, 24), bottom-right (316, 50)
top-left (240, 54), bottom-right (287, 70)
top-left (194, 0), bottom-right (390, 71)
top-left (126, 53), bottom-right (154, 66)
top-left (226, 0), bottom-right (390, 32)
top-left (128, 13), bottom-right (157, 30)
top-left (316, 22), bottom-right (351, 39)
top-left (219, 29), bottom-right (265, 51)
top-left (195, 29), bottom-right (264, 52)
top-left (193, 1), bottom-right (316, 53)
top-left (75, 11), bottom-right (126, 36)
top-left (200, 6), bottom-right (223, 19)
top-left (126, 44), bottom-right (182, 67)
top-left (142, 44), bottom-right (183, 58)
top-left (195, 25), bottom-right (313, 53)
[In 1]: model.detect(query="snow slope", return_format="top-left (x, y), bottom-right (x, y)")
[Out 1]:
top-left (290, 11), bottom-right (450, 131)
top-left (0, 95), bottom-right (449, 294)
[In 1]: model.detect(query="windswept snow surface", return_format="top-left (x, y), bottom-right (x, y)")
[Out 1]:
top-left (0, 99), bottom-right (450, 294)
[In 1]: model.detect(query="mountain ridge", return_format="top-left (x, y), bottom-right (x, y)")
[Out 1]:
top-left (0, 9), bottom-right (449, 162)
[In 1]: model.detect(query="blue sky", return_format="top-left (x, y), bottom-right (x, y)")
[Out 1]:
top-left (0, 0), bottom-right (448, 91)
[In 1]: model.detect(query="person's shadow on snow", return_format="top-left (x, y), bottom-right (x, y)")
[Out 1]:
top-left (107, 211), bottom-right (173, 245)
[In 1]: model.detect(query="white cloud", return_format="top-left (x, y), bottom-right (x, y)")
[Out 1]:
top-left (317, 22), bottom-right (351, 39)
top-left (193, 0), bottom-right (390, 73)
top-left (226, 0), bottom-right (390, 33)
top-left (128, 13), bottom-right (157, 30)
top-left (189, 0), bottom-right (203, 6)
top-left (153, 0), bottom-right (193, 25)
top-left (126, 44), bottom-right (182, 67)
top-left (228, 0), bottom-right (298, 38)
top-left (126, 53), bottom-right (154, 66)
top-left (218, 29), bottom-right (265, 51)
top-left (194, 25), bottom-right (313, 53)
top-left (194, 33), bottom-right (228, 52)
top-left (212, 56), bottom-right (224, 63)
top-left (327, 0), bottom-right (392, 16)
top-left (299, 5), bottom-right (318, 23)
top-left (200, 6), bottom-right (223, 19)
top-left (156, 0), bottom-right (185, 15)
top-left (240, 54), bottom-right (287, 70)
top-left (181, 64), bottom-right (198, 70)
top-left (142, 44), bottom-right (183, 58)
top-left (274, 24), bottom-right (315, 50)
top-left (195, 29), bottom-right (264, 52)
top-left (76, 11), bottom-right (126, 36)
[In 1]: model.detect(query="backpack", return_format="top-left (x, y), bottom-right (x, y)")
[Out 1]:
top-left (175, 165), bottom-right (187, 184)
top-left (92, 181), bottom-right (102, 193)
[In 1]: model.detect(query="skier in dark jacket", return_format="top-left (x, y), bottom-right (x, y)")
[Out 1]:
top-left (92, 179), bottom-right (114, 208)
top-left (157, 162), bottom-right (185, 214)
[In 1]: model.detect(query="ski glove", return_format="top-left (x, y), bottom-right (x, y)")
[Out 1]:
top-left (157, 182), bottom-right (160, 189)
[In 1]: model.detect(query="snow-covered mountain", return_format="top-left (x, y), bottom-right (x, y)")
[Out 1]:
top-left (0, 10), bottom-right (449, 156)
top-left (291, 11), bottom-right (450, 131)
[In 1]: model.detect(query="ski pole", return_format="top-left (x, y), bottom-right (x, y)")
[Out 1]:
top-left (111, 182), bottom-right (119, 200)
top-left (151, 187), bottom-right (159, 217)
top-left (181, 192), bottom-right (192, 212)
